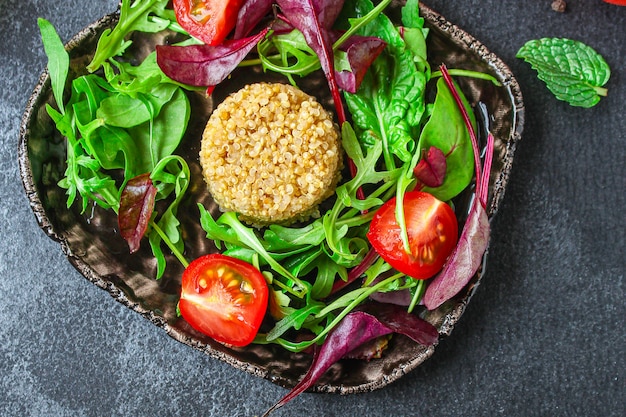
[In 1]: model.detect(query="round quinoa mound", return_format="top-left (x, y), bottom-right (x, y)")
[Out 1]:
top-left (200, 82), bottom-right (342, 225)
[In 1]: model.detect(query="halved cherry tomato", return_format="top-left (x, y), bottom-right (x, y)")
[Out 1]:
top-left (367, 191), bottom-right (458, 280)
top-left (179, 253), bottom-right (268, 347)
top-left (603, 0), bottom-right (626, 5)
top-left (173, 0), bottom-right (246, 45)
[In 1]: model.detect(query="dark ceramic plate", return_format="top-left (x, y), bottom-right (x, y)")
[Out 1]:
top-left (19, 2), bottom-right (523, 393)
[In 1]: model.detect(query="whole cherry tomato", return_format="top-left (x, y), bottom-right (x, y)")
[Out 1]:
top-left (173, 0), bottom-right (246, 45)
top-left (179, 254), bottom-right (268, 347)
top-left (367, 191), bottom-right (459, 280)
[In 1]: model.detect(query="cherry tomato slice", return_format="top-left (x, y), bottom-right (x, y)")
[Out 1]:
top-left (367, 191), bottom-right (459, 280)
top-left (179, 254), bottom-right (268, 347)
top-left (173, 0), bottom-right (246, 45)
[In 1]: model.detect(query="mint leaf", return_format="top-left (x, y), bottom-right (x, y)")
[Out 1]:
top-left (517, 37), bottom-right (610, 108)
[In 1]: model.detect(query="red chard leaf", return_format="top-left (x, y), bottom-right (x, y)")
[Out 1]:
top-left (366, 302), bottom-right (439, 346)
top-left (234, 0), bottom-right (274, 39)
top-left (423, 197), bottom-right (490, 310)
top-left (310, 0), bottom-right (345, 30)
top-left (369, 287), bottom-right (413, 306)
top-left (118, 173), bottom-right (157, 254)
top-left (413, 146), bottom-right (447, 188)
top-left (156, 28), bottom-right (269, 93)
top-left (275, 0), bottom-right (346, 123)
top-left (335, 36), bottom-right (387, 93)
top-left (343, 334), bottom-right (391, 360)
top-left (262, 310), bottom-right (392, 416)
top-left (263, 303), bottom-right (438, 416)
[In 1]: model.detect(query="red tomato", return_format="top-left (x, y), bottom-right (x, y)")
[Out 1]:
top-left (603, 0), bottom-right (626, 5)
top-left (367, 191), bottom-right (458, 280)
top-left (173, 0), bottom-right (246, 45)
top-left (179, 254), bottom-right (268, 347)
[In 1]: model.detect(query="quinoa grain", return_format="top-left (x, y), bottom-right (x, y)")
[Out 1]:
top-left (200, 83), bottom-right (342, 225)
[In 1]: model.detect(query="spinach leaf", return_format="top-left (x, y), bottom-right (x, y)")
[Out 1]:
top-left (97, 94), bottom-right (153, 128)
top-left (400, 0), bottom-right (422, 28)
top-left (343, 0), bottom-right (428, 169)
top-left (129, 87), bottom-right (191, 173)
top-left (517, 37), bottom-right (610, 108)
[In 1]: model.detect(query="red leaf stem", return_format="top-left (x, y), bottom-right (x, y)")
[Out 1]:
top-left (328, 248), bottom-right (379, 296)
top-left (439, 64), bottom-right (483, 204)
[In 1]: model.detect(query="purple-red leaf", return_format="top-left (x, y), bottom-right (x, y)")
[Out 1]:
top-left (262, 311), bottom-right (392, 416)
top-left (335, 36), bottom-right (387, 93)
top-left (423, 198), bottom-right (490, 310)
top-left (275, 0), bottom-right (346, 123)
top-left (310, 0), bottom-right (345, 30)
top-left (413, 146), bottom-right (447, 188)
top-left (156, 28), bottom-right (269, 94)
top-left (118, 173), bottom-right (157, 254)
top-left (262, 304), bottom-right (438, 416)
top-left (234, 0), bottom-right (274, 39)
top-left (369, 287), bottom-right (413, 306)
top-left (368, 302), bottom-right (440, 346)
top-left (343, 334), bottom-right (391, 360)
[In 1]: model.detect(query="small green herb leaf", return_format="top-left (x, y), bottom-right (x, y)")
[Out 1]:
top-left (517, 37), bottom-right (610, 108)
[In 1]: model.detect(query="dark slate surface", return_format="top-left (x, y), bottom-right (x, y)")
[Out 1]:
top-left (1, 0), bottom-right (624, 416)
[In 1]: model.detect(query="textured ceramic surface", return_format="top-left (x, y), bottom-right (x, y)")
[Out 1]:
top-left (19, 2), bottom-right (523, 393)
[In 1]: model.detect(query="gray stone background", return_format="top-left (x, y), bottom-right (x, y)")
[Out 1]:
top-left (1, 0), bottom-right (624, 416)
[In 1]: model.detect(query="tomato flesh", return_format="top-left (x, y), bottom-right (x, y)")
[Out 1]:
top-left (179, 254), bottom-right (268, 347)
top-left (367, 191), bottom-right (458, 279)
top-left (173, 0), bottom-right (246, 45)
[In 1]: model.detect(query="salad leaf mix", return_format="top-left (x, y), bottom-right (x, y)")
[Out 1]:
top-left (36, 0), bottom-right (525, 412)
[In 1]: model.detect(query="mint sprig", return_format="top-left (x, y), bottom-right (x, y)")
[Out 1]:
top-left (517, 37), bottom-right (610, 108)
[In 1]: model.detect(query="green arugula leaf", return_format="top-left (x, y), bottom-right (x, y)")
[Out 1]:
top-left (149, 156), bottom-right (190, 278)
top-left (87, 0), bottom-right (171, 72)
top-left (205, 212), bottom-right (308, 298)
top-left (266, 302), bottom-right (325, 341)
top-left (38, 18), bottom-right (69, 114)
top-left (517, 37), bottom-right (610, 108)
top-left (263, 220), bottom-right (326, 251)
top-left (311, 255), bottom-right (347, 299)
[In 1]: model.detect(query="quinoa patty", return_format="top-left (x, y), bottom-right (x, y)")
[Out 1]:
top-left (200, 83), bottom-right (342, 225)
